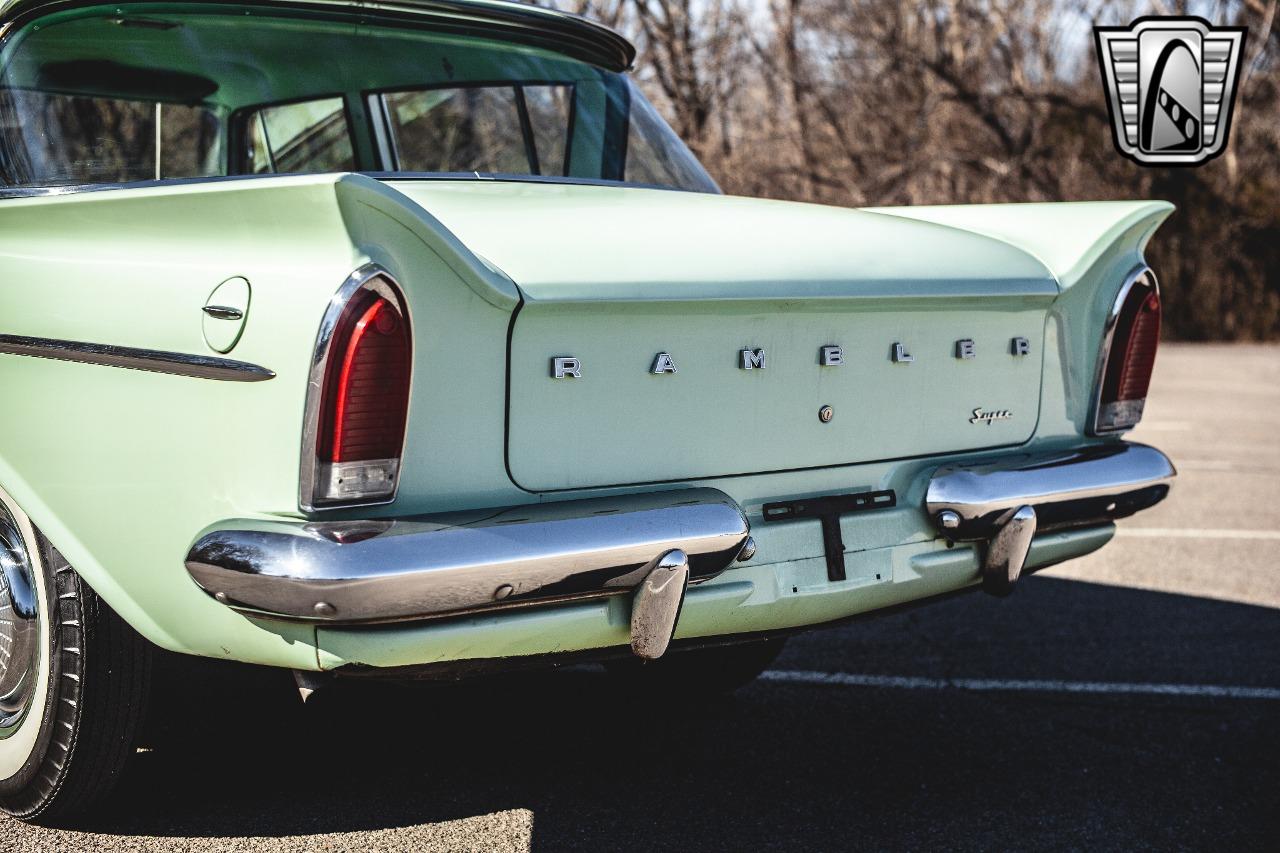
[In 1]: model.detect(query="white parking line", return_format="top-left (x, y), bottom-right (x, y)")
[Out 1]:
top-left (759, 670), bottom-right (1280, 701)
top-left (1116, 527), bottom-right (1280, 541)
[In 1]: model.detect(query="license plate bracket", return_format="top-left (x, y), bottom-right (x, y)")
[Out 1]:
top-left (762, 489), bottom-right (897, 581)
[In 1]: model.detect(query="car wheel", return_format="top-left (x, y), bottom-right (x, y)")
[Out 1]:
top-left (606, 637), bottom-right (787, 695)
top-left (0, 487), bottom-right (152, 825)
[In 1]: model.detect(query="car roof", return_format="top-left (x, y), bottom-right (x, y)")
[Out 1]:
top-left (0, 0), bottom-right (636, 71)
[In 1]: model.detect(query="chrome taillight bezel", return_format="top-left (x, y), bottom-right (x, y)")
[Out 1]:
top-left (299, 264), bottom-right (412, 512)
top-left (1089, 266), bottom-right (1159, 435)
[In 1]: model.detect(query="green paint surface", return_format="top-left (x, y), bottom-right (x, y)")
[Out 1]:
top-left (0, 167), bottom-right (1170, 670)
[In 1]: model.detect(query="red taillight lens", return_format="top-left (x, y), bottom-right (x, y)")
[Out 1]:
top-left (1094, 273), bottom-right (1160, 433)
top-left (309, 282), bottom-right (411, 507)
top-left (319, 293), bottom-right (411, 463)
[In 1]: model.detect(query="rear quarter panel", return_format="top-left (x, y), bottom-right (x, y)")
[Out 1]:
top-left (0, 174), bottom-right (522, 666)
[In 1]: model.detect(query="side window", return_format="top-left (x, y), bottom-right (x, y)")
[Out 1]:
top-left (239, 97), bottom-right (354, 174)
top-left (380, 84), bottom-right (572, 175)
top-left (0, 90), bottom-right (220, 186)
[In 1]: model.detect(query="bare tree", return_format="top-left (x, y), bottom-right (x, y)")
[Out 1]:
top-left (540, 0), bottom-right (1280, 340)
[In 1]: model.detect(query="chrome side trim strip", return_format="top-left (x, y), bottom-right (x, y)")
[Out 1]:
top-left (298, 263), bottom-right (412, 513)
top-left (926, 442), bottom-right (1175, 540)
top-left (0, 334), bottom-right (275, 382)
top-left (186, 487), bottom-right (751, 625)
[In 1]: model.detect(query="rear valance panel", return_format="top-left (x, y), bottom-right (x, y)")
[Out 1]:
top-left (508, 298), bottom-right (1047, 491)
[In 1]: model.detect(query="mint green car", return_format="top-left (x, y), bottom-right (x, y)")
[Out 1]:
top-left (0, 0), bottom-right (1176, 823)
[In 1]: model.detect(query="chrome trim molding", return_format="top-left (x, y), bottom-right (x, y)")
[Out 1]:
top-left (1089, 266), bottom-right (1157, 435)
top-left (0, 334), bottom-right (275, 382)
top-left (926, 442), bottom-right (1176, 541)
top-left (186, 487), bottom-right (751, 626)
top-left (298, 263), bottom-right (412, 512)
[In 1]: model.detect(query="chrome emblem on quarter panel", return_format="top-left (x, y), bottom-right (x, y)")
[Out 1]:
top-left (955, 339), bottom-right (976, 359)
top-left (819, 345), bottom-right (844, 366)
top-left (551, 356), bottom-right (582, 379)
top-left (739, 348), bottom-right (767, 370)
top-left (1011, 336), bottom-right (1032, 356)
top-left (970, 408), bottom-right (1013, 425)
top-left (891, 342), bottom-right (914, 363)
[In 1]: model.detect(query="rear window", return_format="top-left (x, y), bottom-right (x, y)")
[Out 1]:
top-left (0, 4), bottom-right (718, 193)
top-left (380, 84), bottom-right (572, 175)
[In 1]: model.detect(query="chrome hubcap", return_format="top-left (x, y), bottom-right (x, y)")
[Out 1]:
top-left (0, 505), bottom-right (39, 737)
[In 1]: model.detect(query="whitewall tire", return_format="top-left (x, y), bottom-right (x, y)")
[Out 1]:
top-left (0, 485), bottom-right (152, 824)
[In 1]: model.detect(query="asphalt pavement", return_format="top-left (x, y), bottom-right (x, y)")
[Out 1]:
top-left (5, 343), bottom-right (1278, 851)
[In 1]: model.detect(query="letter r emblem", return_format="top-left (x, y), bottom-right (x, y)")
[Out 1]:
top-left (552, 356), bottom-right (582, 378)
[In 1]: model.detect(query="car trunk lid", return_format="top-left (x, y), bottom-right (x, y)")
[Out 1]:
top-left (386, 181), bottom-right (1058, 491)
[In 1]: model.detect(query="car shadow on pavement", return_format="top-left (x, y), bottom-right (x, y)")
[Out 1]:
top-left (77, 576), bottom-right (1280, 851)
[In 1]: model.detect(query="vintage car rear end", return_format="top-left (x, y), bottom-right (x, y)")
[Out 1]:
top-left (0, 0), bottom-right (1173, 822)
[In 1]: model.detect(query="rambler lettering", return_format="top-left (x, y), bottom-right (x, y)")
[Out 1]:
top-left (548, 336), bottom-right (1039, 377)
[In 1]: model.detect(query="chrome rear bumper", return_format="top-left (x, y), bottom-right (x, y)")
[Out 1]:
top-left (185, 488), bottom-right (752, 657)
top-left (926, 442), bottom-right (1175, 594)
top-left (187, 442), bottom-right (1173, 645)
top-left (926, 442), bottom-right (1175, 538)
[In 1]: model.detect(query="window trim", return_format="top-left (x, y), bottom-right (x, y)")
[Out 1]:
top-left (366, 92), bottom-right (401, 171)
top-left (511, 85), bottom-right (540, 176)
